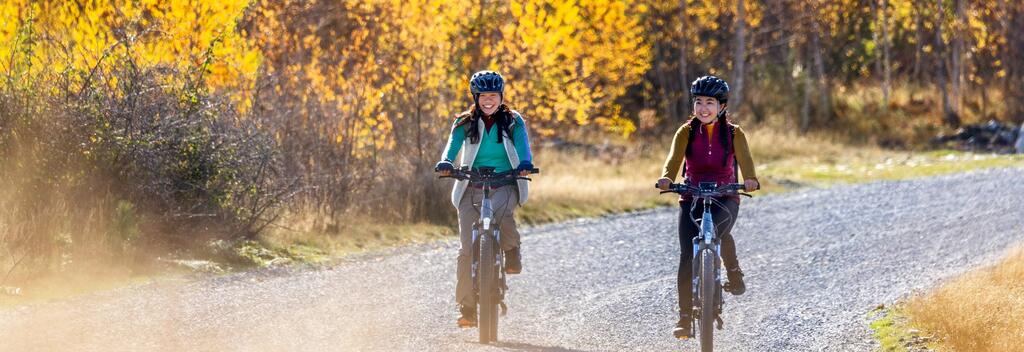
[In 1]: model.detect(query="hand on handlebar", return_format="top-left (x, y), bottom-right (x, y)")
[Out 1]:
top-left (516, 161), bottom-right (535, 177)
top-left (744, 179), bottom-right (760, 192)
top-left (656, 177), bottom-right (672, 191)
top-left (435, 160), bottom-right (454, 177)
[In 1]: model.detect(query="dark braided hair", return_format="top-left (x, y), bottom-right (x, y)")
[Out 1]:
top-left (454, 103), bottom-right (514, 144)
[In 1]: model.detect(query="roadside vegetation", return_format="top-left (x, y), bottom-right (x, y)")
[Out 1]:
top-left (872, 247), bottom-right (1024, 352)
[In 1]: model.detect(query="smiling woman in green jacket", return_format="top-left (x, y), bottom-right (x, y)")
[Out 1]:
top-left (434, 70), bottom-right (534, 328)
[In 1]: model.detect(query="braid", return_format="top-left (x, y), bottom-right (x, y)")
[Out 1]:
top-left (495, 104), bottom-right (513, 144)
top-left (718, 110), bottom-right (731, 166)
top-left (684, 117), bottom-right (700, 157)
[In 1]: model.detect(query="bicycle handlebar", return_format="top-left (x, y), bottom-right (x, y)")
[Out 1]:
top-left (656, 182), bottom-right (752, 198)
top-left (438, 167), bottom-right (541, 182)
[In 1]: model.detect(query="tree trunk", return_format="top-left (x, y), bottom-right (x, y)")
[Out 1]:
top-left (810, 18), bottom-right (831, 124)
top-left (998, 0), bottom-right (1010, 95)
top-left (1007, 0), bottom-right (1024, 121)
top-left (731, 0), bottom-right (747, 111)
top-left (871, 0), bottom-right (883, 87)
top-left (800, 54), bottom-right (812, 133)
top-left (952, 0), bottom-right (966, 117)
top-left (679, 0), bottom-right (689, 120)
top-left (881, 0), bottom-right (892, 108)
top-left (1010, 3), bottom-right (1024, 122)
top-left (658, 52), bottom-right (678, 122)
top-left (912, 4), bottom-right (924, 81)
top-left (935, 0), bottom-right (960, 127)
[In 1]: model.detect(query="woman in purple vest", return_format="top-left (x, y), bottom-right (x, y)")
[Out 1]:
top-left (656, 75), bottom-right (760, 339)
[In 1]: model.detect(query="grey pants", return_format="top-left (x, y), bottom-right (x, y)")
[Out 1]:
top-left (455, 185), bottom-right (521, 305)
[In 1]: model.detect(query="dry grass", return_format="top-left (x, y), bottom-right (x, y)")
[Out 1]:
top-left (257, 205), bottom-right (455, 261)
top-left (519, 146), bottom-right (673, 224)
top-left (904, 247), bottom-right (1024, 351)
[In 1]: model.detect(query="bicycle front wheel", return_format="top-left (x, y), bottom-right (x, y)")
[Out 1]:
top-left (699, 248), bottom-right (716, 352)
top-left (478, 230), bottom-right (500, 343)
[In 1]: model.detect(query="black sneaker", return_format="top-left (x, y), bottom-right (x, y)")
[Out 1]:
top-left (723, 267), bottom-right (746, 295)
top-left (457, 304), bottom-right (477, 328)
top-left (673, 315), bottom-right (692, 339)
top-left (505, 247), bottom-right (522, 274)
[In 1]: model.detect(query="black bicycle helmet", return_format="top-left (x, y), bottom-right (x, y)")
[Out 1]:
top-left (690, 75), bottom-right (729, 104)
top-left (469, 70), bottom-right (505, 95)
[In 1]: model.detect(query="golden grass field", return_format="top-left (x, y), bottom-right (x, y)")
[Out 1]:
top-left (900, 248), bottom-right (1024, 352)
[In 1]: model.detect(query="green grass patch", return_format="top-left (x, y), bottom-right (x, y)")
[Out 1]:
top-left (759, 151), bottom-right (1024, 193)
top-left (869, 304), bottom-right (938, 352)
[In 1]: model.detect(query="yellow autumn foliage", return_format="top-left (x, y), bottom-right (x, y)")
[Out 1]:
top-left (498, 0), bottom-right (650, 136)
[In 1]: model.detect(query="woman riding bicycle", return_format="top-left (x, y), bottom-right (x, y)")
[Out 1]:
top-left (434, 70), bottom-right (535, 328)
top-left (656, 75), bottom-right (759, 339)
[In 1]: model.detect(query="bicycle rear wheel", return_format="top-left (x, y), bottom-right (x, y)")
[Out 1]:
top-left (478, 230), bottom-right (500, 343)
top-left (699, 248), bottom-right (716, 352)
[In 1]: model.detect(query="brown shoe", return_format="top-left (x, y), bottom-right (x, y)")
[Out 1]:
top-left (505, 247), bottom-right (521, 274)
top-left (723, 267), bottom-right (746, 295)
top-left (673, 315), bottom-right (692, 339)
top-left (457, 305), bottom-right (477, 328)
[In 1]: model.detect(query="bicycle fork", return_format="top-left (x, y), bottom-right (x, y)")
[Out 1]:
top-left (692, 209), bottom-right (725, 330)
top-left (472, 194), bottom-right (508, 314)
top-left (471, 196), bottom-right (495, 282)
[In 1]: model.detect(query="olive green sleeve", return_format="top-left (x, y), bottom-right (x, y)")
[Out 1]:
top-left (661, 124), bottom-right (690, 180)
top-left (733, 126), bottom-right (758, 181)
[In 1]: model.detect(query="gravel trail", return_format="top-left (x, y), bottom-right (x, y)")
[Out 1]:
top-left (2, 168), bottom-right (1022, 352)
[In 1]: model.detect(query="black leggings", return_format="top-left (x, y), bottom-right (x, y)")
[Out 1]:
top-left (677, 198), bottom-right (740, 313)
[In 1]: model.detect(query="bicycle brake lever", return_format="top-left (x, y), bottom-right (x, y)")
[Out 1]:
top-left (738, 192), bottom-right (752, 198)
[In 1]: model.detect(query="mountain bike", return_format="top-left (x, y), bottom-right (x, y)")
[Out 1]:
top-left (441, 166), bottom-right (539, 343)
top-left (659, 181), bottom-right (750, 352)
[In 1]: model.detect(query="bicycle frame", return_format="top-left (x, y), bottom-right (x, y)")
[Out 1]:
top-left (660, 181), bottom-right (748, 350)
top-left (691, 189), bottom-right (725, 325)
top-left (440, 166), bottom-right (539, 343)
top-left (470, 181), bottom-right (505, 300)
